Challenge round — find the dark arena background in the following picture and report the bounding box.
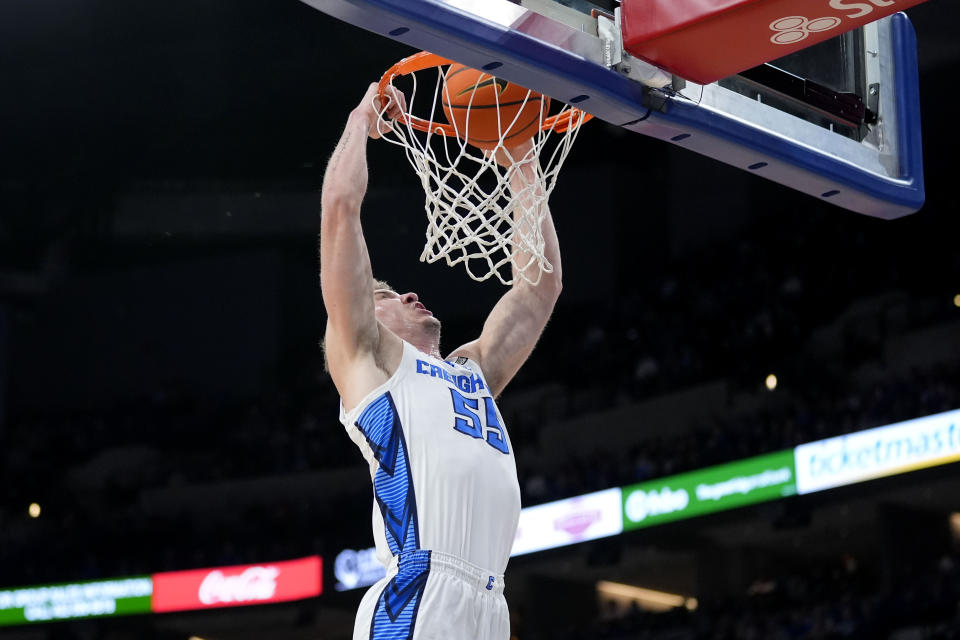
[2,1,960,639]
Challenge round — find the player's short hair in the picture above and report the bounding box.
[372,278,395,294]
[320,277,394,373]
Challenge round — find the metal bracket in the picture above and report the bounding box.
[860,20,886,152]
[641,87,671,112]
[597,9,672,89]
[596,9,621,67]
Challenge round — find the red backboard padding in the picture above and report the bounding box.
[621,0,930,84]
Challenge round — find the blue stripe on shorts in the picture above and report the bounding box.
[370,550,431,640]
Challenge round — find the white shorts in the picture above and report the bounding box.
[353,550,509,640]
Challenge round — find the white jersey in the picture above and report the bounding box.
[339,339,522,574]
[340,340,521,640]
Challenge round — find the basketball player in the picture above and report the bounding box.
[319,82,562,639]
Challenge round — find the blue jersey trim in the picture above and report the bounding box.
[369,550,432,640]
[355,392,421,555]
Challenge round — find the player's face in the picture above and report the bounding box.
[373,289,441,336]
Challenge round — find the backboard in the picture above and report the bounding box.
[299,0,925,218]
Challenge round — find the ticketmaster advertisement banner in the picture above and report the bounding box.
[622,450,797,531]
[794,408,960,495]
[0,577,153,626]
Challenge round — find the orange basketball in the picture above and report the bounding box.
[441,64,551,151]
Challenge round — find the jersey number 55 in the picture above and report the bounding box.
[449,389,510,455]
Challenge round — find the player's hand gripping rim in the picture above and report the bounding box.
[355,82,406,140]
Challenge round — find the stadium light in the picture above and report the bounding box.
[596,580,689,612]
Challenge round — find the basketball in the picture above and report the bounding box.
[441,64,551,151]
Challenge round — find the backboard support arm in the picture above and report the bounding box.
[300,0,924,218]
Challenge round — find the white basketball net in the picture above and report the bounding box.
[375,56,590,286]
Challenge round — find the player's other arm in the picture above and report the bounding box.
[448,142,562,397]
[319,84,401,393]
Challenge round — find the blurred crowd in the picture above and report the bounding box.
[515,358,960,505]
[1,213,958,590]
[1,354,955,588]
[519,551,960,640]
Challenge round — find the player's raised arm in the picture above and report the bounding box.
[448,141,562,397]
[319,83,402,388]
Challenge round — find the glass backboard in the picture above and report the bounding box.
[299,0,924,218]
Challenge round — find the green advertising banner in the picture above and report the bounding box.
[0,577,153,626]
[622,449,797,531]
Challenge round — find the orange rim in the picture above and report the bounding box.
[378,51,594,137]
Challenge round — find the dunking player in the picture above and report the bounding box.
[319,82,562,639]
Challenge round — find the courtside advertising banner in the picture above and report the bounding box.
[622,450,797,531]
[511,488,624,556]
[338,486,626,589]
[334,547,386,592]
[151,556,322,613]
[0,577,152,626]
[794,408,960,495]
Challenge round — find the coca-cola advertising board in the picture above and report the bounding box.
[152,556,322,613]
